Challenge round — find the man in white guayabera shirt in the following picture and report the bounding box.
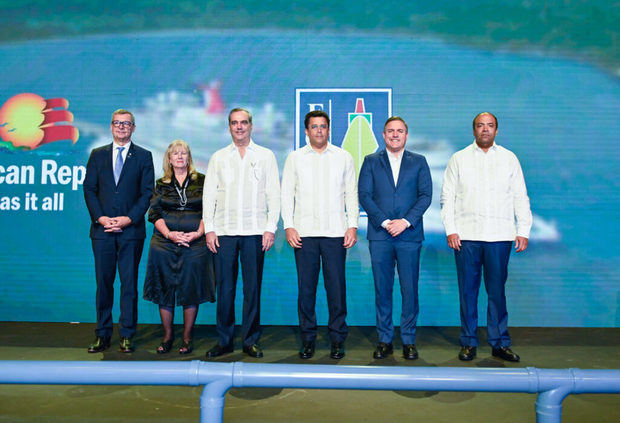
[281,109,359,360]
[440,112,532,363]
[202,108,280,359]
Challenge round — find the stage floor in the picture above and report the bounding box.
[0,323,618,422]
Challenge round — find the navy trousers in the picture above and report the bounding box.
[92,237,144,338]
[369,239,421,345]
[214,235,264,348]
[294,237,348,344]
[454,240,512,348]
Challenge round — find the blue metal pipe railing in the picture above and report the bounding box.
[1,361,618,423]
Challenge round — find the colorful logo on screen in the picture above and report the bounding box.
[0,93,79,151]
[295,88,391,177]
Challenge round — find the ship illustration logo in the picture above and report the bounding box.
[341,98,379,177]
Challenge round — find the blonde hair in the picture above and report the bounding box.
[161,140,198,183]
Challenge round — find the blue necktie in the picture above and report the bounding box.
[114,146,124,184]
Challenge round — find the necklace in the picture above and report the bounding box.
[174,175,189,207]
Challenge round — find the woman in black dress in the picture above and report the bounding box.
[144,140,215,354]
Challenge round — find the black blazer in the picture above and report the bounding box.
[83,142,154,240]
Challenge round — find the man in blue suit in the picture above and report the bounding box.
[358,116,432,360]
[83,109,154,353]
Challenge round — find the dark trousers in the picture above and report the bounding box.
[294,237,348,344]
[454,240,512,348]
[369,239,421,345]
[214,235,264,347]
[91,237,144,338]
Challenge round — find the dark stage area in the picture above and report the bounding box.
[0,323,618,422]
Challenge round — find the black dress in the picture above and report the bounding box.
[143,172,215,307]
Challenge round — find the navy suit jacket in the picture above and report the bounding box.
[358,149,432,242]
[83,142,154,240]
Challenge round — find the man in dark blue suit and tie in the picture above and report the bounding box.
[358,116,432,360]
[83,109,154,353]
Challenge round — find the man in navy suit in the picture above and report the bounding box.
[83,109,154,353]
[358,116,432,360]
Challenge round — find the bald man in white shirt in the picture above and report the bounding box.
[203,108,280,359]
[440,112,532,363]
[281,110,359,360]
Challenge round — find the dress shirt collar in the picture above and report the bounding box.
[227,139,257,154]
[113,140,132,150]
[301,142,336,155]
[386,149,404,160]
[472,140,498,153]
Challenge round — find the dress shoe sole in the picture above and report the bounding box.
[243,349,264,358]
[373,351,393,359]
[87,346,110,353]
[87,340,111,353]
[492,351,519,362]
[206,347,234,358]
[403,354,419,360]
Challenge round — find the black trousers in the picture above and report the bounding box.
[214,235,264,347]
[294,236,348,344]
[91,236,144,338]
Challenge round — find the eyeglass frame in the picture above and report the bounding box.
[111,120,134,128]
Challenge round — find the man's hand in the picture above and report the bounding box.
[206,231,219,253]
[97,216,114,227]
[103,216,132,232]
[262,231,275,252]
[285,228,302,249]
[515,236,528,252]
[386,219,408,237]
[447,233,461,251]
[343,227,357,249]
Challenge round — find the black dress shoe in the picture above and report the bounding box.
[242,344,264,358]
[87,336,110,353]
[458,345,477,361]
[119,337,134,353]
[299,341,315,359]
[492,347,520,362]
[373,342,393,359]
[205,343,233,358]
[403,344,418,360]
[330,342,345,359]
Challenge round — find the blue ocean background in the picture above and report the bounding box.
[0,30,618,327]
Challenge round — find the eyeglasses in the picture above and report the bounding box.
[112,120,134,128]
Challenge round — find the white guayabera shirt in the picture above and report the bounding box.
[203,140,280,236]
[440,141,532,241]
[281,143,359,238]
